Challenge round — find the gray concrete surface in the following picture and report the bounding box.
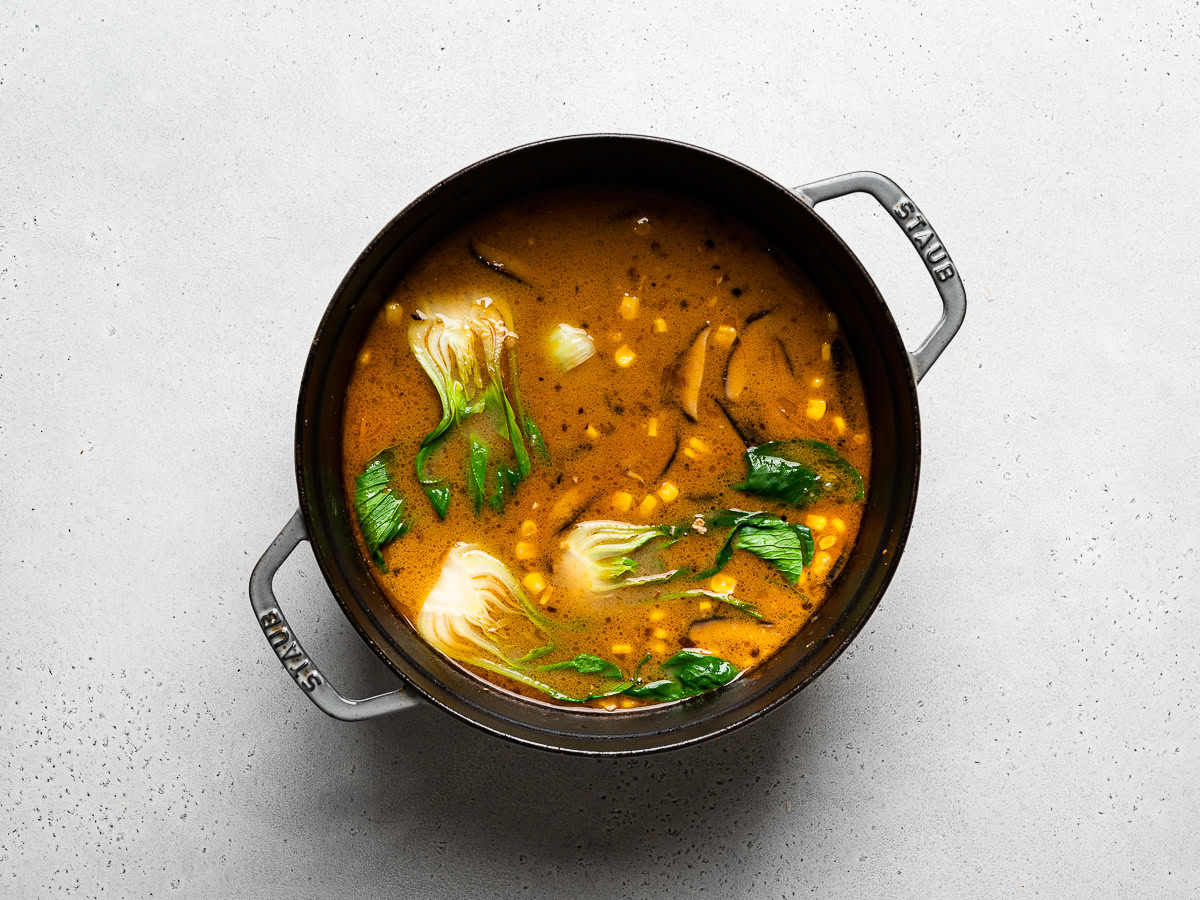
[3,1,1198,897]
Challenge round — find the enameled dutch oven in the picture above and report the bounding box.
[249,135,966,756]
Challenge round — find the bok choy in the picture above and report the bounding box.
[560,520,690,592]
[409,296,543,518]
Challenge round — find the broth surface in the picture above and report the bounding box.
[342,187,872,708]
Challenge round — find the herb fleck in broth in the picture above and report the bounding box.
[341,187,872,709]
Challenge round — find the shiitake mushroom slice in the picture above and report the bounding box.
[665,324,710,421]
[469,238,535,284]
[723,309,775,401]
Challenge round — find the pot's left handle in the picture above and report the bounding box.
[248,509,421,720]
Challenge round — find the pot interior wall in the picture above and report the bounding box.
[297,136,919,753]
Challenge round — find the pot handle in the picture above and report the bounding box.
[795,172,966,382]
[248,509,420,720]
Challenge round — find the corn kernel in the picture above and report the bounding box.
[639,494,658,516]
[657,481,679,504]
[614,344,637,367]
[697,600,713,612]
[649,609,665,622]
[713,324,737,348]
[833,415,847,435]
[519,519,538,538]
[612,643,633,655]
[827,312,838,331]
[812,551,833,577]
[647,416,658,437]
[538,585,555,606]
[811,376,823,388]
[357,349,371,366]
[651,641,668,654]
[805,514,828,531]
[688,436,710,454]
[821,341,831,361]
[819,534,838,551]
[682,447,699,460]
[620,698,637,708]
[611,491,634,512]
[515,541,536,561]
[385,301,404,326]
[710,573,737,594]
[832,517,846,533]
[620,294,640,319]
[854,433,867,445]
[653,317,668,333]
[653,628,669,640]
[522,571,546,594]
[586,423,601,440]
[806,398,827,420]
[602,701,618,711]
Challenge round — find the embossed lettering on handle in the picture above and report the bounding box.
[794,171,966,382]
[249,509,420,721]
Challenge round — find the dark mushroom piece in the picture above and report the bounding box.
[469,238,535,284]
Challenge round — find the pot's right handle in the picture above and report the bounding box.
[795,171,966,382]
[248,509,421,721]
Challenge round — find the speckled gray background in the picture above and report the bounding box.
[3,1,1198,897]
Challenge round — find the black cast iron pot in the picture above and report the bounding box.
[249,135,966,756]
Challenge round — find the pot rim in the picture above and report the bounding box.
[293,133,924,755]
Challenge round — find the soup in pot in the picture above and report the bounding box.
[342,187,871,709]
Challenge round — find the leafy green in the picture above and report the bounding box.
[623,650,740,701]
[518,642,557,663]
[353,449,411,569]
[539,653,624,678]
[658,589,765,621]
[409,297,543,518]
[733,439,864,508]
[695,509,813,585]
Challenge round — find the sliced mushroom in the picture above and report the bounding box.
[469,238,534,284]
[723,310,775,401]
[546,482,598,534]
[666,324,710,421]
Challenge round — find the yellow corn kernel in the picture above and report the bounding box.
[819,534,838,551]
[515,541,536,561]
[806,398,827,420]
[602,701,618,711]
[611,490,634,513]
[385,301,404,326]
[811,376,823,388]
[688,436,710,454]
[653,317,668,333]
[519,519,538,538]
[620,293,640,320]
[651,641,668,654]
[713,324,737,348]
[612,643,633,656]
[682,447,699,460]
[821,341,831,361]
[357,349,371,366]
[697,600,713,613]
[586,423,601,440]
[657,481,679,504]
[827,312,838,331]
[648,608,665,622]
[805,514,828,531]
[854,433,867,445]
[832,517,846,533]
[538,585,555,606]
[833,415,847,435]
[812,551,833,577]
[522,571,546,594]
[653,628,669,640]
[614,344,637,367]
[639,494,659,516]
[647,416,658,438]
[620,698,638,708]
[710,573,737,594]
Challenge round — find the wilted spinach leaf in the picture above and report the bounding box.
[354,449,411,570]
[539,653,624,678]
[733,439,864,508]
